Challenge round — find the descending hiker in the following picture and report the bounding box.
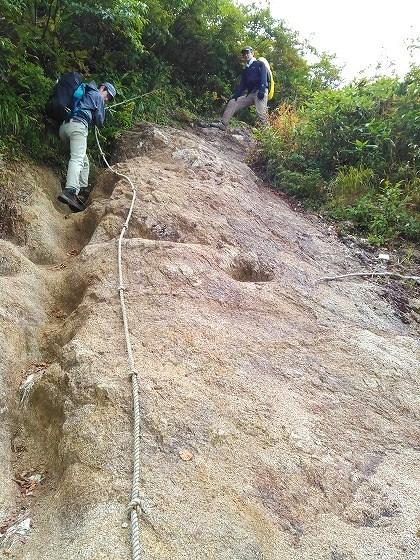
[57,80,116,212]
[210,46,269,131]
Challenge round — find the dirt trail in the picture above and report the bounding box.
[0,124,419,560]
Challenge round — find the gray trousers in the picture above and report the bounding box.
[59,120,89,194]
[222,91,268,126]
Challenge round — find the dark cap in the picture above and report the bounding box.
[241,46,254,54]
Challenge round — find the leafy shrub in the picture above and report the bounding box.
[269,103,301,149]
[337,181,420,245]
[256,69,420,244]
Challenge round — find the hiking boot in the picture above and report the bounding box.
[76,189,90,205]
[209,121,227,131]
[57,188,84,212]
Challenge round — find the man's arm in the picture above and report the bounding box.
[93,94,105,127]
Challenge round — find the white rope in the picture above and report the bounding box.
[94,126,142,559]
[106,90,161,112]
[318,271,420,284]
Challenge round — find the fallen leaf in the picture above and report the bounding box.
[0,516,17,534]
[13,470,45,496]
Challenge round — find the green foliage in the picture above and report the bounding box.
[329,165,374,205]
[333,181,420,245]
[1,0,330,165]
[256,71,420,244]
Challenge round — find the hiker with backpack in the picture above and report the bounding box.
[210,46,270,131]
[47,73,116,212]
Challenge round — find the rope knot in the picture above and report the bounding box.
[127,497,143,517]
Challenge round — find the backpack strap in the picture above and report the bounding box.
[70,83,86,117]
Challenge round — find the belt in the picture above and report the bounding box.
[68,118,87,124]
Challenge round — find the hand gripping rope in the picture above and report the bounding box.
[94,126,142,560]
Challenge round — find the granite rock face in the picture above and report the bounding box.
[0,126,419,560]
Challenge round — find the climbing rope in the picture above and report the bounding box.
[106,89,161,113]
[94,126,142,559]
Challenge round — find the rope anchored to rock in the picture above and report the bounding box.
[94,126,143,560]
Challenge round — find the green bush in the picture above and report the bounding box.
[328,182,419,245]
[256,70,420,244]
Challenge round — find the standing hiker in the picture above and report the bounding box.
[210,46,269,131]
[57,81,116,212]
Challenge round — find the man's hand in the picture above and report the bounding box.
[257,91,265,101]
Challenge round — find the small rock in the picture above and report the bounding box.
[178,449,194,462]
[28,474,43,483]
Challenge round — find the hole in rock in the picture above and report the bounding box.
[128,218,184,243]
[230,255,274,283]
[72,207,103,249]
[17,365,67,475]
[95,170,121,197]
[53,271,89,317]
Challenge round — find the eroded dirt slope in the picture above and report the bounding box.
[0,125,419,560]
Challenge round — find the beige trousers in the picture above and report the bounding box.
[222,91,268,126]
[59,120,89,194]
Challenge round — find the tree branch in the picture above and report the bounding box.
[317,271,420,284]
[41,0,55,40]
